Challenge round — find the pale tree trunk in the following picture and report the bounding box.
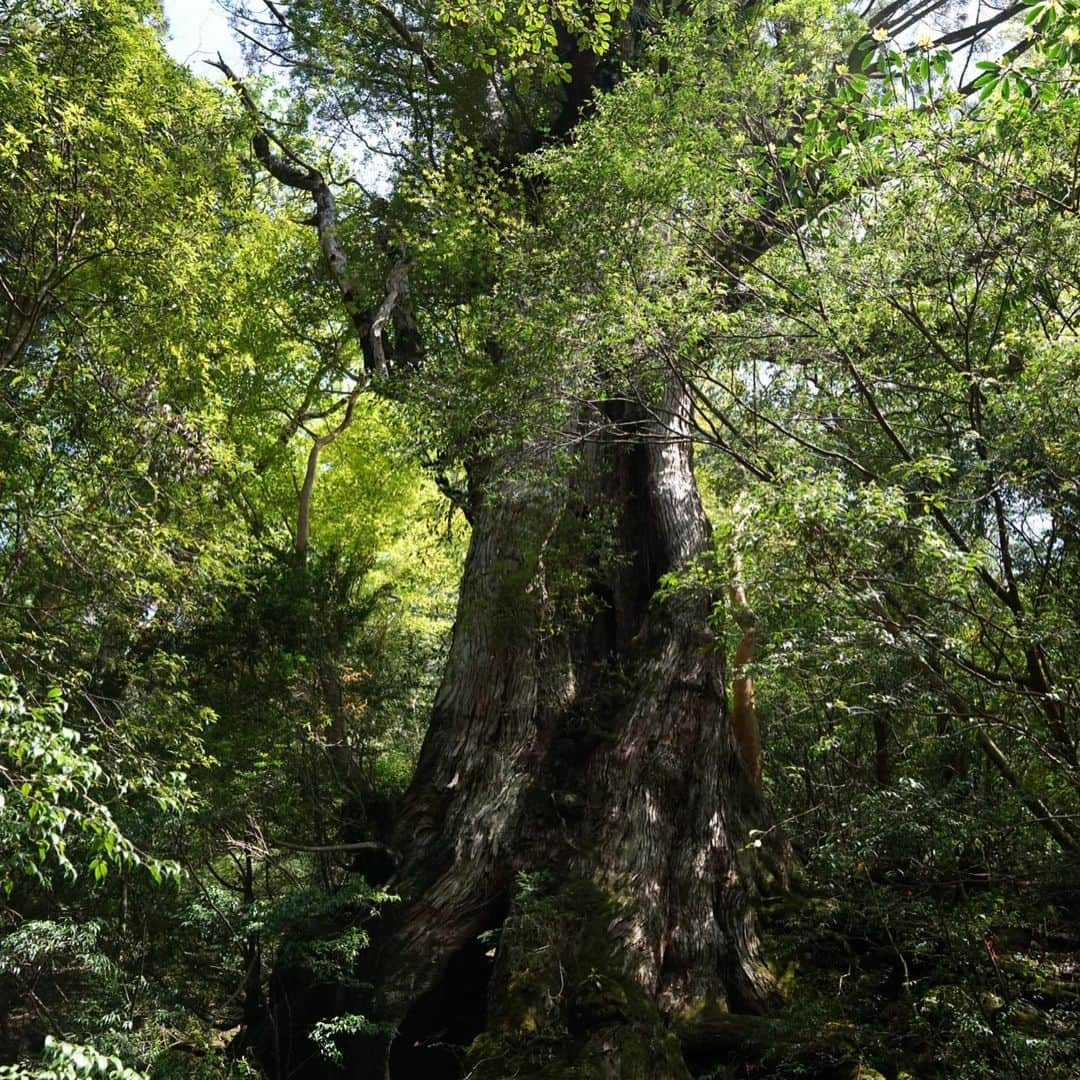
[264,376,793,1078]
[728,501,763,790]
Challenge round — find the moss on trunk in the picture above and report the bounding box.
[463,876,692,1080]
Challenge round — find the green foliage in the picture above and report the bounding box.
[439,0,631,80]
[971,0,1080,103]
[0,677,182,893]
[0,0,260,700]
[0,1037,145,1080]
[0,1,459,1073]
[4,0,1080,1075]
[310,1014,395,1067]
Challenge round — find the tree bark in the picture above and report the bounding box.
[263,376,793,1078]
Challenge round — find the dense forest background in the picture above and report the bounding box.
[2,0,1080,1077]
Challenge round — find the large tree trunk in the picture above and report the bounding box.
[266,376,792,1078]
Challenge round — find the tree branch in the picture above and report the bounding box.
[207,55,372,343]
[368,0,442,81]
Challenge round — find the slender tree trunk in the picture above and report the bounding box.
[264,377,793,1078]
[728,513,763,790]
[873,716,892,787]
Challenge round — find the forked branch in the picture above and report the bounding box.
[208,55,424,550]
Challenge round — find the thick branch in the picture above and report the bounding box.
[368,0,442,80]
[272,837,397,856]
[370,259,410,377]
[208,55,371,343]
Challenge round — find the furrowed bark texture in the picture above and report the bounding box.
[573,382,784,1021]
[374,457,574,1018]
[266,378,792,1078]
